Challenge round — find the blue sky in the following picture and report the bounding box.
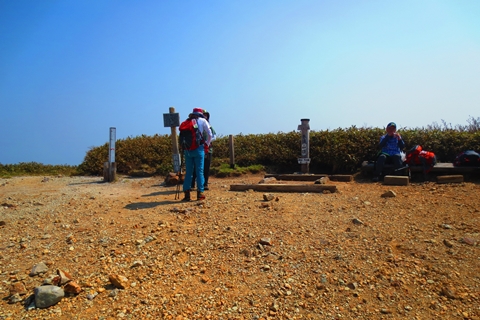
[1,0,479,165]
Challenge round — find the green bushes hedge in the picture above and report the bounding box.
[78,121,480,176]
[0,162,78,177]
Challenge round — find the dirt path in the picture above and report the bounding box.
[0,175,479,319]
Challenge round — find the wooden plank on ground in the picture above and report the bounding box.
[437,175,464,184]
[264,174,327,181]
[264,174,352,182]
[230,184,337,193]
[362,161,480,174]
[383,175,409,186]
[328,175,353,182]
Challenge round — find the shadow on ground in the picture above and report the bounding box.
[124,200,180,209]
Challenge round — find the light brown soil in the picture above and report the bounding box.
[0,174,479,319]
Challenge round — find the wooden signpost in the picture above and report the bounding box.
[163,107,181,173]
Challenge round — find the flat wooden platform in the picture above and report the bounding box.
[230,184,337,193]
[264,174,353,182]
[361,161,480,174]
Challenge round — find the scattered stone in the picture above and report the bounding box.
[24,294,36,310]
[9,281,27,296]
[263,193,275,201]
[347,282,358,290]
[352,218,364,225]
[109,288,120,297]
[144,235,156,243]
[259,238,272,246]
[57,269,73,285]
[164,173,182,186]
[460,237,476,246]
[170,207,192,214]
[29,262,49,277]
[41,177,50,183]
[443,239,454,248]
[131,260,143,268]
[441,224,453,229]
[314,177,329,184]
[259,177,276,184]
[440,286,457,299]
[381,190,396,198]
[64,281,82,294]
[109,274,129,289]
[1,203,17,208]
[86,292,98,300]
[43,274,58,285]
[0,220,6,226]
[8,293,23,304]
[34,285,64,308]
[380,308,392,314]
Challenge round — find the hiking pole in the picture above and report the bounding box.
[174,153,184,200]
[175,168,182,200]
[395,164,411,179]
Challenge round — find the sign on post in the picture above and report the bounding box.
[164,107,181,173]
[163,113,180,128]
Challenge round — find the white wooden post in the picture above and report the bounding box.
[108,127,116,182]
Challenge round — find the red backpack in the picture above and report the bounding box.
[406,145,436,172]
[179,118,204,151]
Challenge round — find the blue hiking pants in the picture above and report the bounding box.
[374,153,403,176]
[183,146,205,192]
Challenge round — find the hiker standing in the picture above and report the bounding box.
[373,122,405,182]
[179,108,212,201]
[191,109,216,190]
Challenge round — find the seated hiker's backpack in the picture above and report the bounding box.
[453,150,480,167]
[406,145,437,172]
[179,118,204,151]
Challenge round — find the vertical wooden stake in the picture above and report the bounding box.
[229,134,235,169]
[169,107,181,173]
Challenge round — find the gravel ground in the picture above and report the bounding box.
[0,174,479,320]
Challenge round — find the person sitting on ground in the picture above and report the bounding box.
[373,122,405,182]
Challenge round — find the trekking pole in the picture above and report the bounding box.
[175,168,182,200]
[395,164,410,178]
[174,153,184,200]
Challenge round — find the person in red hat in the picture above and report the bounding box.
[179,108,212,201]
[373,122,405,182]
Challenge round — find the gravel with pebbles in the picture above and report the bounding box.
[0,174,479,319]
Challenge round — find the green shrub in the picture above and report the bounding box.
[73,116,480,176]
[0,162,79,177]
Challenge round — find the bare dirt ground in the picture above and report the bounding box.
[0,174,479,320]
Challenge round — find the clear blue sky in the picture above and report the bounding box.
[1,0,479,165]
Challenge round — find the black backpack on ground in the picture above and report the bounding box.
[453,150,480,167]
